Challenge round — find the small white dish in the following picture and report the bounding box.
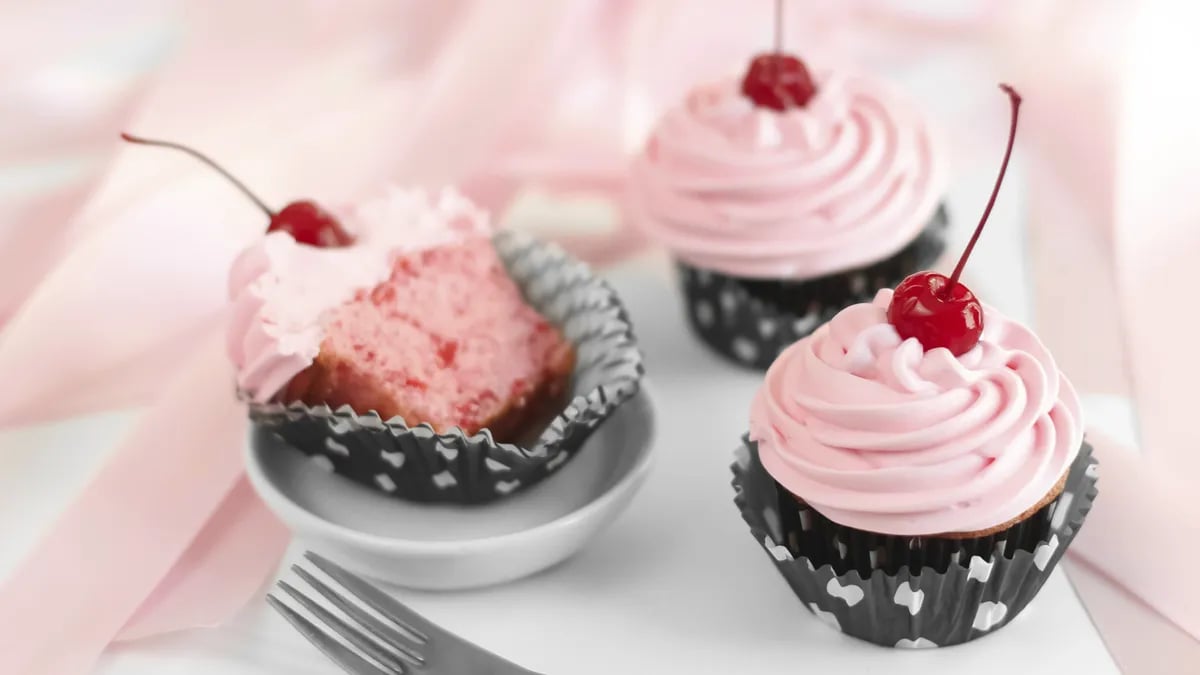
[245,386,656,590]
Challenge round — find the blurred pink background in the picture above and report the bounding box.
[1,1,1196,674]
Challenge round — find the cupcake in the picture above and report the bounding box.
[730,87,1097,647]
[631,46,948,369]
[123,134,644,504]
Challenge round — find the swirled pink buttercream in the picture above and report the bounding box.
[631,72,946,279]
[749,289,1083,536]
[226,187,492,401]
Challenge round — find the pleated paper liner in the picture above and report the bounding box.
[247,230,645,505]
[732,436,1098,648]
[678,205,948,370]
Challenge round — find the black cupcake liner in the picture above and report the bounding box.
[247,230,645,504]
[678,205,948,370]
[772,469,1072,579]
[732,436,1098,648]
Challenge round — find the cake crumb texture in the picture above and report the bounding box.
[282,243,575,439]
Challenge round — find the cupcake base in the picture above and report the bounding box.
[732,435,1098,648]
[774,471,1068,578]
[678,205,948,370]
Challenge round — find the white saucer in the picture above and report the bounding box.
[244,386,656,590]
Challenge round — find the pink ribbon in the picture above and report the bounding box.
[0,332,289,674]
[0,2,1195,673]
[1011,4,1200,669]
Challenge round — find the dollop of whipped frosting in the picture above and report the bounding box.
[631,71,946,280]
[227,186,492,401]
[749,289,1083,536]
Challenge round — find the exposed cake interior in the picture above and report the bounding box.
[282,243,575,439]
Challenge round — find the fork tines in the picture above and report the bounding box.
[268,552,433,675]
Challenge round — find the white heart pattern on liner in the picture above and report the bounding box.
[380,450,405,469]
[1033,534,1061,571]
[309,455,335,472]
[323,437,350,456]
[719,288,738,315]
[758,318,777,338]
[893,583,924,615]
[826,578,864,607]
[967,555,995,583]
[694,300,715,327]
[436,443,459,461]
[895,638,939,649]
[731,337,758,364]
[762,536,792,562]
[431,470,457,489]
[495,479,521,495]
[1050,493,1074,530]
[792,310,820,336]
[374,473,397,493]
[972,601,1008,631]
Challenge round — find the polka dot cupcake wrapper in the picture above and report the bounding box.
[677,205,948,370]
[247,231,645,505]
[772,462,1081,579]
[731,436,1098,648]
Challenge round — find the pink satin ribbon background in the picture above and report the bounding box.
[0,1,1196,673]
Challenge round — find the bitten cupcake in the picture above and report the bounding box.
[631,35,948,369]
[123,134,644,504]
[731,87,1097,647]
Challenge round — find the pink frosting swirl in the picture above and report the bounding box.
[749,289,1083,536]
[227,187,492,402]
[631,72,946,279]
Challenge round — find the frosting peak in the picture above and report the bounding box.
[227,187,492,401]
[632,71,946,280]
[749,289,1083,536]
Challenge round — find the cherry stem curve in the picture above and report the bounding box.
[119,132,275,218]
[944,84,1022,298]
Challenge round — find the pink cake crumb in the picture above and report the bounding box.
[282,243,575,439]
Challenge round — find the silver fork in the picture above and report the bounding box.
[268,551,543,675]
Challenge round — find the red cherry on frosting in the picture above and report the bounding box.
[887,84,1022,356]
[887,272,983,356]
[741,53,817,111]
[268,200,353,247]
[740,1,816,111]
[119,133,354,248]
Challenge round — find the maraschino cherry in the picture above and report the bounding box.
[741,0,817,111]
[120,133,354,248]
[887,84,1023,356]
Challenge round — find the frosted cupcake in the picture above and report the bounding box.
[226,188,576,441]
[123,134,644,504]
[631,48,948,369]
[730,87,1097,647]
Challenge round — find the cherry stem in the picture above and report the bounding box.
[774,0,784,53]
[119,132,275,218]
[944,84,1022,298]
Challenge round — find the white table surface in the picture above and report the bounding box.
[0,158,1120,673]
